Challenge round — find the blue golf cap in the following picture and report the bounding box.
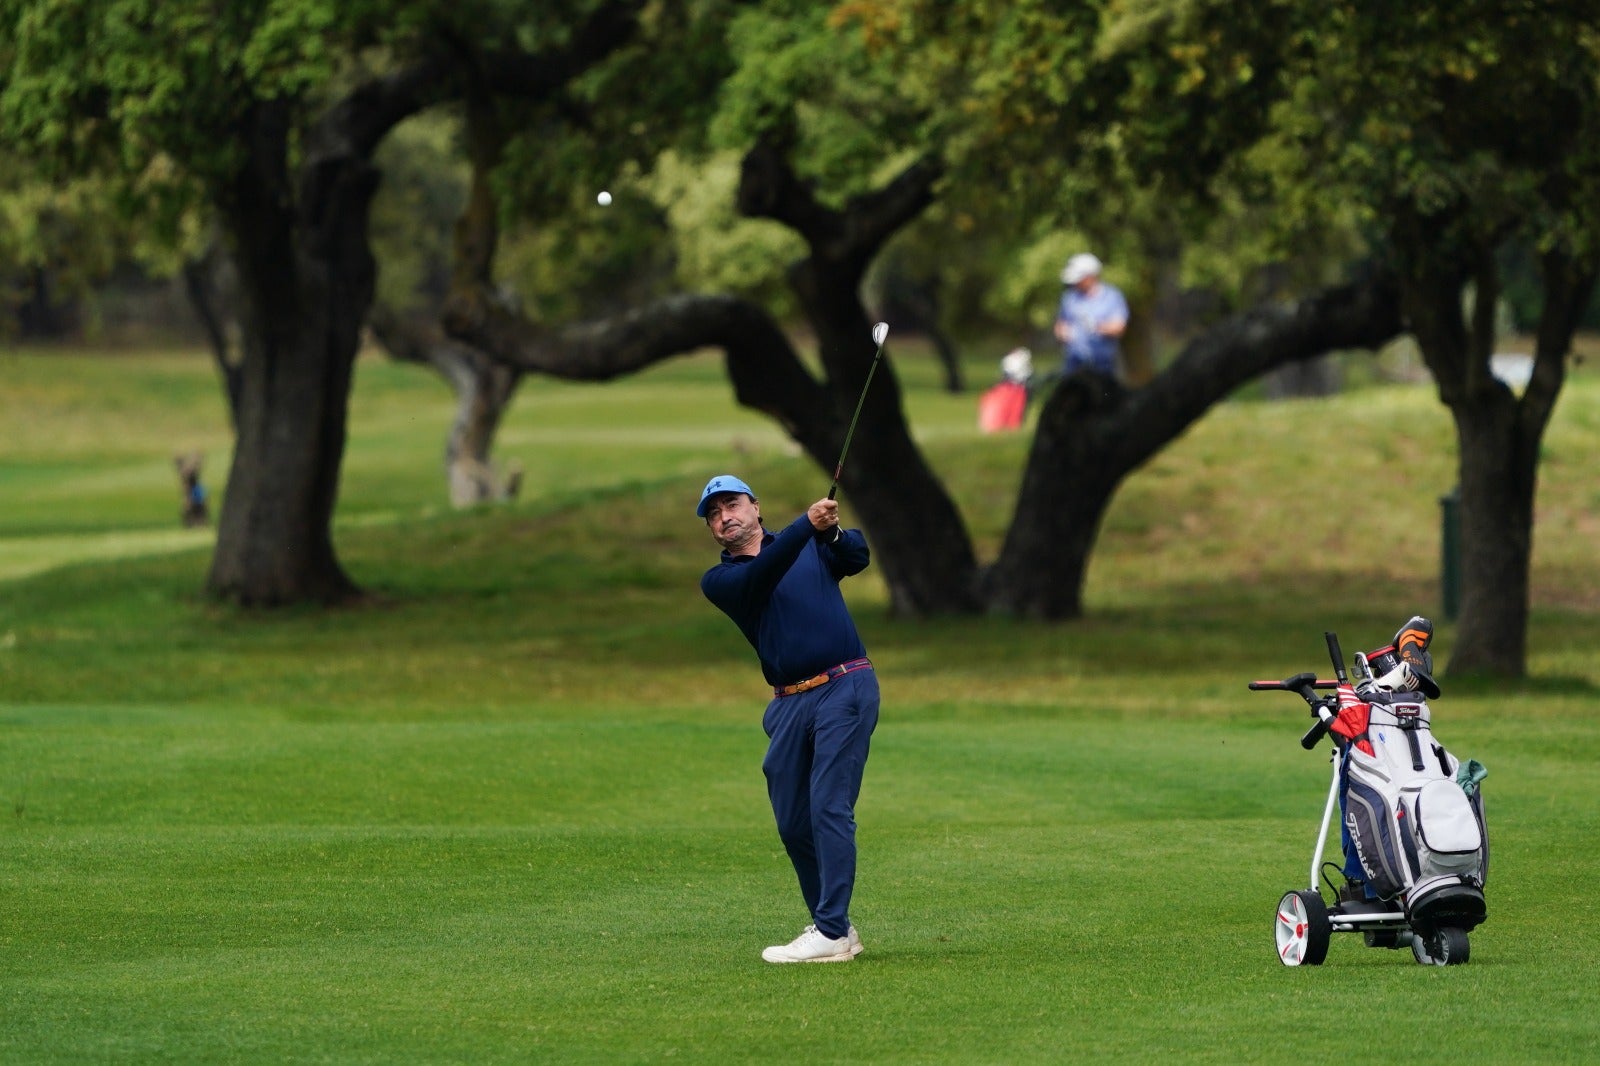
[697,474,756,518]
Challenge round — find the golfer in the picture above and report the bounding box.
[697,474,879,964]
[1054,252,1128,378]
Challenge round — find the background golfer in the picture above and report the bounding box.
[697,474,880,964]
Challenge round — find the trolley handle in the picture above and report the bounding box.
[1300,711,1334,751]
[1246,670,1339,750]
[1247,676,1339,692]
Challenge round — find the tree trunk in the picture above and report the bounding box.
[1409,249,1596,676]
[202,11,640,606]
[793,263,979,613]
[983,273,1404,618]
[206,104,376,605]
[982,373,1124,618]
[1119,305,1156,386]
[441,355,522,507]
[181,239,244,426]
[738,139,980,614]
[370,305,523,507]
[1449,396,1532,674]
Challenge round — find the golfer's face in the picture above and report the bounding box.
[705,493,760,553]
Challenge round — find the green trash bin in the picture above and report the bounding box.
[1440,486,1461,621]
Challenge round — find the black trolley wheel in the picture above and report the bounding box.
[1275,890,1331,966]
[1411,926,1471,966]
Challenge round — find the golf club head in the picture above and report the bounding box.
[872,322,889,346]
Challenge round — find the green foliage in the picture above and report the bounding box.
[648,150,801,307]
[375,2,747,322]
[370,110,468,309]
[0,171,119,307]
[871,0,1600,339]
[0,153,206,336]
[1253,1,1600,269]
[495,177,680,321]
[3,0,319,248]
[711,1,930,199]
[7,0,1599,365]
[749,0,1329,342]
[0,0,588,238]
[493,1,738,215]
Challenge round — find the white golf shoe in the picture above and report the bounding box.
[848,924,864,958]
[761,924,855,964]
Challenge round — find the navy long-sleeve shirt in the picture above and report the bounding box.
[701,512,870,687]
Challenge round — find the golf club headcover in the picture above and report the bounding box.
[1394,615,1434,672]
[1392,615,1439,696]
[1331,682,1375,756]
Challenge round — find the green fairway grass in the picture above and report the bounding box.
[2,343,1598,1062]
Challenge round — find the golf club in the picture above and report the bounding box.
[828,322,890,500]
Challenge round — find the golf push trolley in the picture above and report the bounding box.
[1252,628,1488,967]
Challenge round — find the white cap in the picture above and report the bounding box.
[1061,253,1102,286]
[1000,347,1033,382]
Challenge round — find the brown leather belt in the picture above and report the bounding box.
[774,657,873,697]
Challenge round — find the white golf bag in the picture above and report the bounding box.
[1341,692,1488,934]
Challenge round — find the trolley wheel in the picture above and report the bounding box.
[1410,926,1471,966]
[1275,890,1330,966]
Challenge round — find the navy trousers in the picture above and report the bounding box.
[761,668,880,940]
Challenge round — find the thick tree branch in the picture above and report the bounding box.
[737,137,942,269]
[446,288,794,379]
[1114,268,1405,467]
[985,269,1405,619]
[1527,250,1596,429]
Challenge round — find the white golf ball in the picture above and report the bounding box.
[597,190,612,206]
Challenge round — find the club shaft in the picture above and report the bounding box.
[828,339,888,499]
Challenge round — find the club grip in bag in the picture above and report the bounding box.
[1298,633,1347,751]
[1325,631,1348,683]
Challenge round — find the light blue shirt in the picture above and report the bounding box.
[1056,282,1128,375]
